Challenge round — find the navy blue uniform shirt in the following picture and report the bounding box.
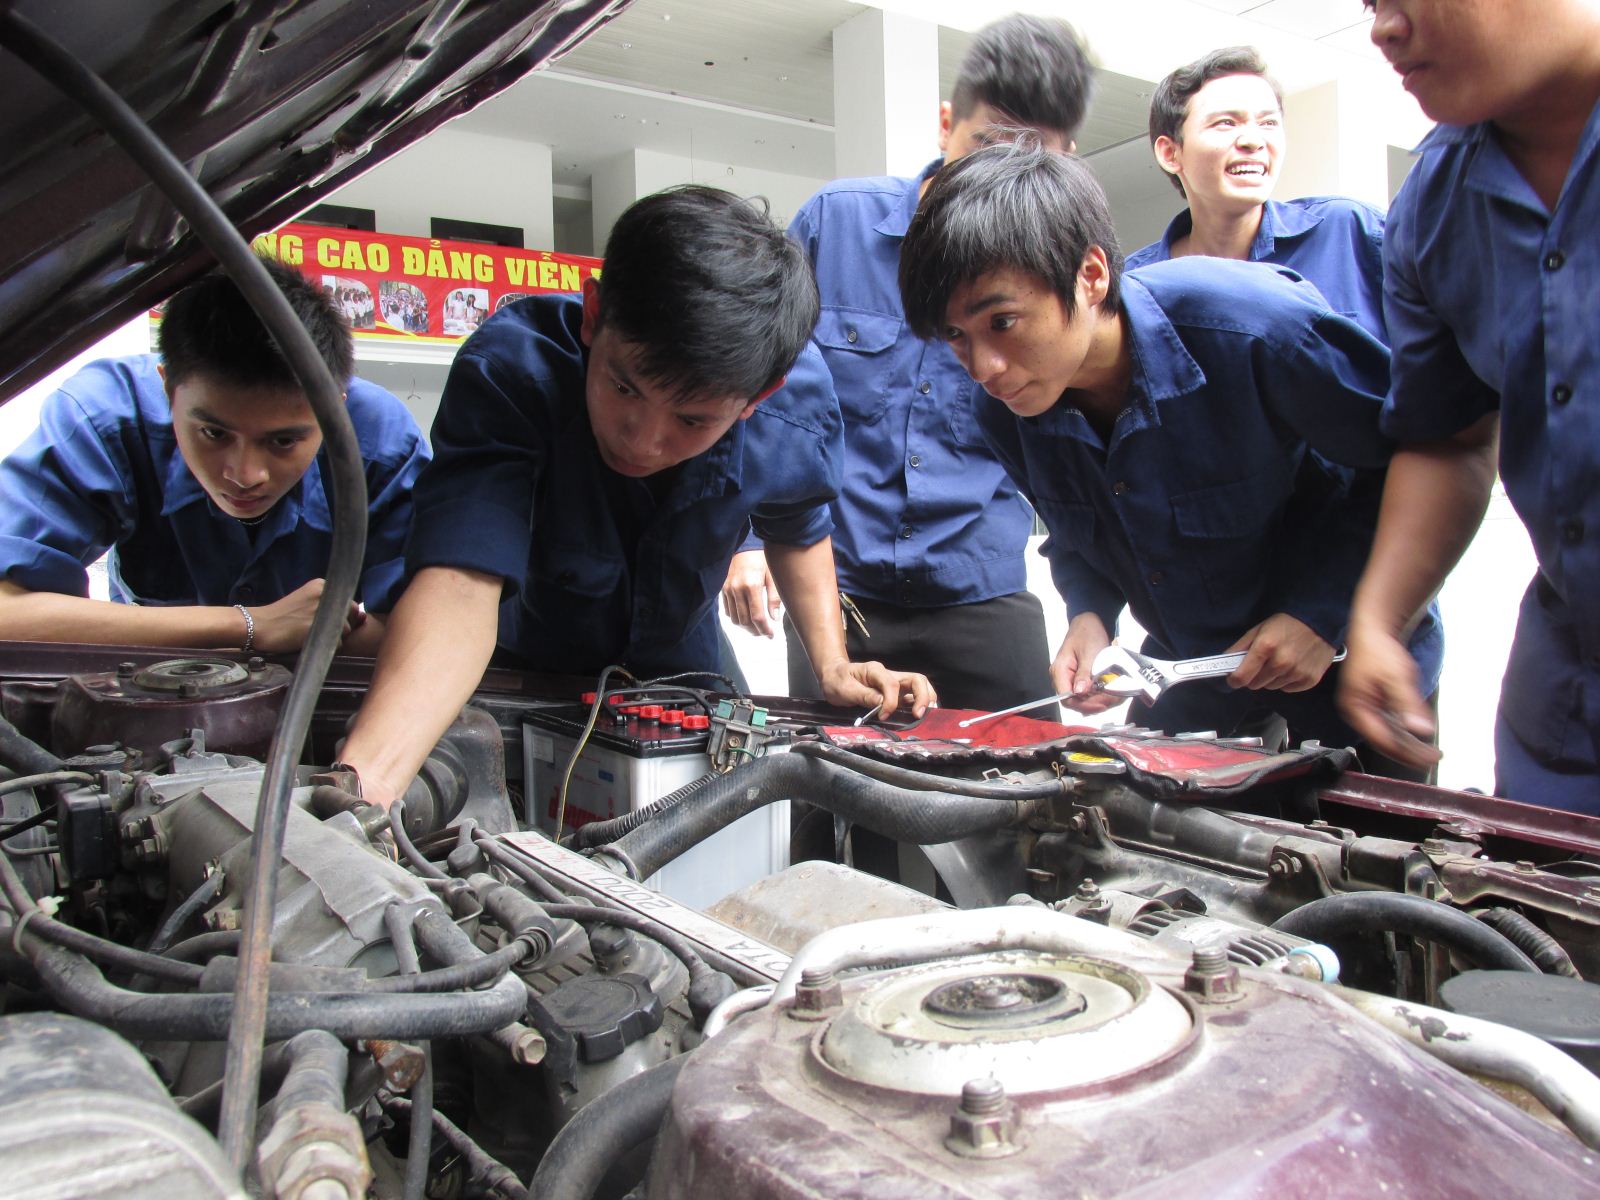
[405,294,842,678]
[783,160,1033,607]
[0,354,428,611]
[1382,101,1600,780]
[977,259,1443,695]
[1127,196,1389,342]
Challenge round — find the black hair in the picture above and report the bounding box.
[1148,46,1283,195]
[899,141,1123,341]
[949,14,1094,144]
[158,256,354,389]
[593,185,818,403]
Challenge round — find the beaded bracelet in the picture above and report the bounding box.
[235,603,255,654]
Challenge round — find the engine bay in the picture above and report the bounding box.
[4,642,1600,1198]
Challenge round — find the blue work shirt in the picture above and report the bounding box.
[405,294,841,679]
[1126,196,1388,343]
[783,160,1033,607]
[1381,102,1600,773]
[977,259,1443,693]
[0,355,428,612]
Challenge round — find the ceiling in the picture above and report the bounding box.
[453,0,1385,194]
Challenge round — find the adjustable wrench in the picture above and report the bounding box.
[1090,643,1346,704]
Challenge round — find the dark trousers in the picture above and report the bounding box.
[783,589,1058,718]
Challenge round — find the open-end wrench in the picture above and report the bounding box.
[1091,643,1347,704]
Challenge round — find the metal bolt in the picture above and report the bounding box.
[179,681,201,699]
[247,655,267,672]
[961,1077,1006,1116]
[510,1027,547,1065]
[1074,879,1101,901]
[791,966,842,1018]
[1421,837,1449,854]
[366,1039,426,1090]
[299,1181,354,1200]
[945,1077,1021,1158]
[116,661,136,678]
[1514,860,1538,874]
[1184,943,1241,1002]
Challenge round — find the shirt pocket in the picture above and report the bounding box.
[813,306,903,425]
[528,537,624,601]
[1170,473,1282,609]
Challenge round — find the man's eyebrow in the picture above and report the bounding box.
[962,290,1015,317]
[187,406,316,437]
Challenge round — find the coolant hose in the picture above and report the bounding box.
[1476,907,1581,977]
[273,1029,350,1113]
[607,751,1033,881]
[574,772,716,848]
[0,714,65,778]
[1271,892,1540,973]
[27,940,527,1041]
[531,1055,686,1200]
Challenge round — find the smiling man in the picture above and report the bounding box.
[337,185,934,809]
[1340,0,1600,811]
[899,142,1441,774]
[1126,47,1387,342]
[0,259,428,655]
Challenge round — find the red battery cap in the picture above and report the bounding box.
[639,705,664,721]
[662,709,685,725]
[581,691,597,704]
[681,713,710,730]
[621,705,642,716]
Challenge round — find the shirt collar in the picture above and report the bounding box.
[1120,274,1207,408]
[875,158,944,239]
[1254,199,1322,256]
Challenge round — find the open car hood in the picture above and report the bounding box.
[0,0,630,399]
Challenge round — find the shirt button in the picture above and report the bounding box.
[1564,519,1585,544]
[1553,383,1573,406]
[909,454,922,468]
[1545,250,1566,271]
[900,525,913,539]
[1112,481,1129,496]
[918,380,932,394]
[846,328,858,344]
[1149,571,1165,586]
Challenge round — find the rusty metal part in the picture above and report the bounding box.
[364,1039,426,1091]
[255,1102,371,1200]
[944,1077,1022,1159]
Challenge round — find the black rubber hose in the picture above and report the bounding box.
[0,716,65,778]
[392,800,449,881]
[609,751,1032,880]
[385,904,432,1200]
[273,1029,350,1114]
[363,935,532,994]
[531,1055,686,1200]
[26,941,527,1041]
[0,845,204,985]
[164,930,243,963]
[1476,907,1582,978]
[474,832,571,904]
[148,872,227,955]
[1270,892,1541,973]
[790,739,1073,800]
[386,1097,527,1200]
[574,771,716,848]
[539,904,712,987]
[0,14,370,1166]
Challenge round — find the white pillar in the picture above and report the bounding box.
[1277,78,1430,208]
[590,148,696,251]
[831,8,940,179]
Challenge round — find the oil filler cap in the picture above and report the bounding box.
[1439,970,1600,1073]
[539,972,664,1063]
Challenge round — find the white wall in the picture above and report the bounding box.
[1,319,153,458]
[328,128,556,249]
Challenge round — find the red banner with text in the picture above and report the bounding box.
[249,223,602,343]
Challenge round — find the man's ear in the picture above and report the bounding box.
[739,374,787,419]
[1079,246,1113,310]
[937,100,954,154]
[579,276,602,347]
[1153,134,1184,180]
[156,361,173,402]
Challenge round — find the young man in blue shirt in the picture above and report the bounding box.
[1340,0,1600,812]
[899,143,1441,764]
[1127,46,1387,343]
[721,14,1092,719]
[339,187,934,809]
[0,260,428,655]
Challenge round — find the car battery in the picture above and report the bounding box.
[521,702,789,910]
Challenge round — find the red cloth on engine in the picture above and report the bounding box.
[822,708,1094,749]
